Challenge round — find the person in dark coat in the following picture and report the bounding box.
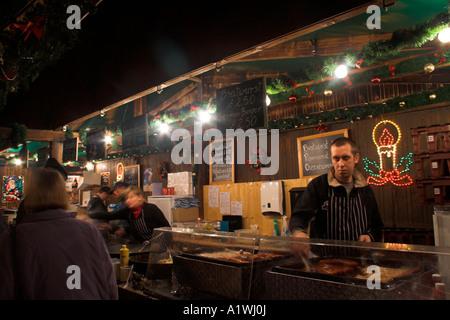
[15,157,68,225]
[87,186,113,233]
[290,137,383,250]
[0,168,118,300]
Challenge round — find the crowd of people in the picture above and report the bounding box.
[0,158,170,300]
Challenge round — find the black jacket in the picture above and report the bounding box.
[289,169,383,242]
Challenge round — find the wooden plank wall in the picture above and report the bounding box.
[203,103,450,234]
[2,103,448,235]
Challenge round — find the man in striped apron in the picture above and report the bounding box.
[290,137,383,245]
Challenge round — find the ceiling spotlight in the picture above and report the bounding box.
[100,109,107,117]
[335,64,348,78]
[157,85,163,94]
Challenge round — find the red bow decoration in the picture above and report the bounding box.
[388,65,396,76]
[343,76,352,88]
[354,58,364,69]
[305,86,314,98]
[285,79,298,89]
[367,169,413,186]
[11,16,45,41]
[434,51,448,65]
[190,105,198,112]
[316,124,327,132]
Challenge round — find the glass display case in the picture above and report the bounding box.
[123,227,450,300]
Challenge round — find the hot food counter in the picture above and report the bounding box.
[117,227,450,300]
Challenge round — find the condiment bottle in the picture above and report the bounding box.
[120,245,129,267]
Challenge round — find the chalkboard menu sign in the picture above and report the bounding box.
[63,137,78,163]
[297,129,348,178]
[86,129,106,161]
[209,139,234,184]
[122,114,148,149]
[123,165,140,187]
[216,77,267,132]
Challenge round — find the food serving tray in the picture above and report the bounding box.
[173,248,290,299]
[271,257,423,290]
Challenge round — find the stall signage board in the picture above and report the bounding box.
[123,165,140,187]
[297,129,348,178]
[122,114,148,149]
[63,137,78,163]
[216,77,267,133]
[86,129,106,161]
[209,138,234,184]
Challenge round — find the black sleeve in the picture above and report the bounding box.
[88,204,130,220]
[289,177,322,234]
[148,203,170,228]
[364,186,384,242]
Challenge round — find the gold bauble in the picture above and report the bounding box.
[399,101,405,107]
[324,89,333,96]
[429,94,437,100]
[424,63,435,73]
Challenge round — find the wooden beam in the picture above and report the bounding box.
[63,1,385,131]
[148,82,198,115]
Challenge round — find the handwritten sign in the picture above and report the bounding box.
[297,129,348,178]
[123,165,140,187]
[216,77,267,132]
[63,137,78,163]
[209,139,234,184]
[122,114,148,149]
[86,129,106,161]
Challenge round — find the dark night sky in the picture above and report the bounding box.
[0,0,371,130]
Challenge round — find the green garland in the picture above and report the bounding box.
[149,98,216,128]
[0,0,98,107]
[268,86,450,131]
[266,11,450,104]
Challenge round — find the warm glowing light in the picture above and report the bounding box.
[335,64,348,78]
[159,122,170,134]
[105,135,112,144]
[86,162,94,171]
[266,95,271,106]
[438,27,450,43]
[199,111,211,123]
[364,120,413,187]
[14,158,22,166]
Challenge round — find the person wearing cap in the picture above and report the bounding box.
[106,182,130,238]
[87,186,114,234]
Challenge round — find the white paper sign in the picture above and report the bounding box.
[209,185,219,207]
[231,201,243,216]
[220,192,231,215]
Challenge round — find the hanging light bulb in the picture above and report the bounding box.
[199,111,211,123]
[335,64,348,78]
[438,27,450,43]
[86,162,94,171]
[159,122,170,134]
[266,95,271,106]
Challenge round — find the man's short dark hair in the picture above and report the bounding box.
[98,186,111,194]
[331,137,359,155]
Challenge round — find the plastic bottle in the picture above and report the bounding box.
[120,245,129,267]
[281,215,289,236]
[273,219,279,236]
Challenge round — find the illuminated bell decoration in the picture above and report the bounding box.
[424,63,435,73]
[324,89,333,96]
[363,120,414,187]
[289,95,297,102]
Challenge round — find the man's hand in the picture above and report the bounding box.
[359,235,372,242]
[290,230,310,257]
